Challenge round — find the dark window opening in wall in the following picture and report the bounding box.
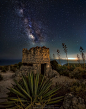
[23,63,27,66]
[41,63,46,75]
[28,63,33,66]
[23,63,33,66]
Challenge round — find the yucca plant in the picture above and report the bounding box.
[79,46,85,69]
[53,54,55,60]
[62,43,69,66]
[77,54,80,67]
[57,49,61,65]
[0,72,64,109]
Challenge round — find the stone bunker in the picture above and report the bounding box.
[19,46,52,76]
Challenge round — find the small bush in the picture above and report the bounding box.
[17,62,23,69]
[0,66,2,70]
[10,66,16,72]
[69,82,86,95]
[57,65,69,76]
[50,60,58,70]
[12,62,22,70]
[60,70,69,76]
[73,67,85,72]
[67,65,75,71]
[80,71,86,79]
[70,72,82,79]
[0,74,3,81]
[1,66,8,72]
[56,65,65,72]
[69,67,86,79]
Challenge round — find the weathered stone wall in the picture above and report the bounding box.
[22,46,50,64]
[17,46,52,76]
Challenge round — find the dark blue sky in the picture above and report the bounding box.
[0,0,86,60]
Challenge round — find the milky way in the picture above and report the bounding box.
[13,0,47,44]
[0,0,86,59]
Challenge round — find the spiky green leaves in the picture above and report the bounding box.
[0,72,64,109]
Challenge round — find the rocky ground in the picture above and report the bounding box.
[0,71,15,103]
[0,70,86,109]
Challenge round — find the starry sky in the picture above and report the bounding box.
[0,0,86,60]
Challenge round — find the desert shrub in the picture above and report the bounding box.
[70,82,86,91]
[10,62,22,71]
[0,66,2,70]
[69,71,81,79]
[62,65,68,69]
[10,66,16,72]
[1,67,6,72]
[67,65,75,71]
[17,62,23,69]
[69,67,86,79]
[14,62,23,69]
[79,71,86,79]
[56,65,70,76]
[56,65,66,72]
[0,74,3,81]
[69,82,86,99]
[13,64,17,67]
[70,85,83,93]
[1,66,8,72]
[50,60,58,70]
[56,65,62,72]
[59,70,69,76]
[73,67,85,72]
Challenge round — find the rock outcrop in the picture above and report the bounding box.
[60,93,86,109]
[51,75,79,87]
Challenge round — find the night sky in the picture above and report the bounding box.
[0,0,86,60]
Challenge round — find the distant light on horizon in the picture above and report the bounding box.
[61,58,77,60]
[68,58,77,60]
[51,57,77,60]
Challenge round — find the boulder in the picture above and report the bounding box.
[59,92,86,109]
[52,70,60,77]
[47,69,60,78]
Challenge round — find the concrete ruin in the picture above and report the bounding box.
[19,46,52,76]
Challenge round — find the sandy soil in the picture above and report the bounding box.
[0,71,15,103]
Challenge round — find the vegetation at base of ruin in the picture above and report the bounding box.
[17,62,23,69]
[1,66,9,72]
[0,66,2,70]
[50,60,58,70]
[10,62,23,72]
[0,74,3,81]
[0,62,23,73]
[0,72,64,109]
[10,65,19,72]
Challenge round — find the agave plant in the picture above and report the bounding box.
[0,72,64,109]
